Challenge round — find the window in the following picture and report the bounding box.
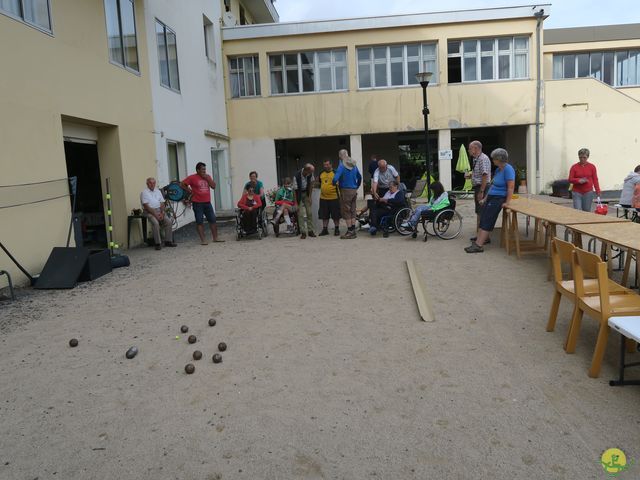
[0,0,52,32]
[229,56,261,98]
[203,15,215,63]
[552,50,640,87]
[167,141,186,182]
[447,36,529,84]
[156,20,180,91]
[239,5,246,25]
[104,0,139,73]
[357,43,437,88]
[269,49,347,95]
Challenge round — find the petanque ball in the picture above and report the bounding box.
[212,354,222,364]
[180,325,189,334]
[185,364,195,374]
[193,350,203,361]
[208,318,216,327]
[125,346,138,359]
[69,338,78,348]
[188,335,197,344]
[218,342,227,352]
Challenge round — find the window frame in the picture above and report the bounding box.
[356,42,438,90]
[268,49,348,96]
[552,50,640,88]
[166,140,186,183]
[155,18,181,92]
[0,0,53,34]
[229,55,261,98]
[447,36,529,84]
[203,14,216,65]
[104,0,140,74]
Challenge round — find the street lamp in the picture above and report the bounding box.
[416,71,433,199]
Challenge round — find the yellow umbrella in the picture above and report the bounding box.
[455,145,473,191]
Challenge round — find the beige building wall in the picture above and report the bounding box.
[543,78,640,191]
[224,17,542,196]
[0,0,155,287]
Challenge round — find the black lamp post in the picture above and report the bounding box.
[416,71,433,199]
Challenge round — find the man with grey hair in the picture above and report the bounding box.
[140,177,176,250]
[372,159,400,200]
[293,163,316,239]
[568,147,600,211]
[467,140,492,240]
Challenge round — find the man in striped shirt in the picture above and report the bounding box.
[467,140,492,239]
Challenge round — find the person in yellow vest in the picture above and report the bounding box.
[318,159,341,236]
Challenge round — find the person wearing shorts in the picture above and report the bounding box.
[318,159,341,236]
[465,148,515,253]
[181,162,224,245]
[333,149,362,239]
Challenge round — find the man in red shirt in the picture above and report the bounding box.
[181,162,224,244]
[569,148,600,212]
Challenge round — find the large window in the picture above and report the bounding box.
[156,20,180,91]
[203,14,215,63]
[229,56,260,98]
[447,36,529,83]
[104,0,139,73]
[0,0,52,32]
[553,50,640,87]
[269,49,347,95]
[357,43,437,89]
[167,141,186,182]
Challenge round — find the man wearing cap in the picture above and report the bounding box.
[140,177,176,250]
[333,149,362,239]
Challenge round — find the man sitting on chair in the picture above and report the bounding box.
[140,177,176,250]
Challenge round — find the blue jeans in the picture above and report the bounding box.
[409,205,432,225]
[572,191,595,212]
[192,202,216,224]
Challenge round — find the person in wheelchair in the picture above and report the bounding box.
[369,181,405,236]
[401,181,450,230]
[237,183,262,234]
[271,177,297,235]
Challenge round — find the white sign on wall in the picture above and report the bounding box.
[438,149,453,161]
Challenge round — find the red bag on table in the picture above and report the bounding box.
[595,201,608,215]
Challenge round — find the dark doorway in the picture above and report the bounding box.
[64,141,107,248]
[275,136,350,185]
[396,132,438,192]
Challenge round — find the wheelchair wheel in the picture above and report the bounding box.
[394,207,414,236]
[433,209,462,239]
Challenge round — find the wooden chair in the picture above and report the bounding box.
[565,247,640,378]
[547,238,629,334]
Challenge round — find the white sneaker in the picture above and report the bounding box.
[400,222,411,228]
[360,223,370,230]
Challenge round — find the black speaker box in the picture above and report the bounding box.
[79,249,112,282]
[35,247,90,289]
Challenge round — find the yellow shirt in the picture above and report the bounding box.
[319,170,338,200]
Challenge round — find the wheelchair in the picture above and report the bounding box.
[370,198,408,237]
[271,205,299,237]
[395,195,462,241]
[235,208,264,240]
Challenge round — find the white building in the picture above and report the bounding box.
[142,0,278,223]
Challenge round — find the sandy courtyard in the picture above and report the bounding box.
[1,200,639,479]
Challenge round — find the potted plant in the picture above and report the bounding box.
[516,166,527,194]
[549,179,571,198]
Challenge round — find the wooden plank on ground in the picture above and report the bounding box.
[406,259,435,322]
